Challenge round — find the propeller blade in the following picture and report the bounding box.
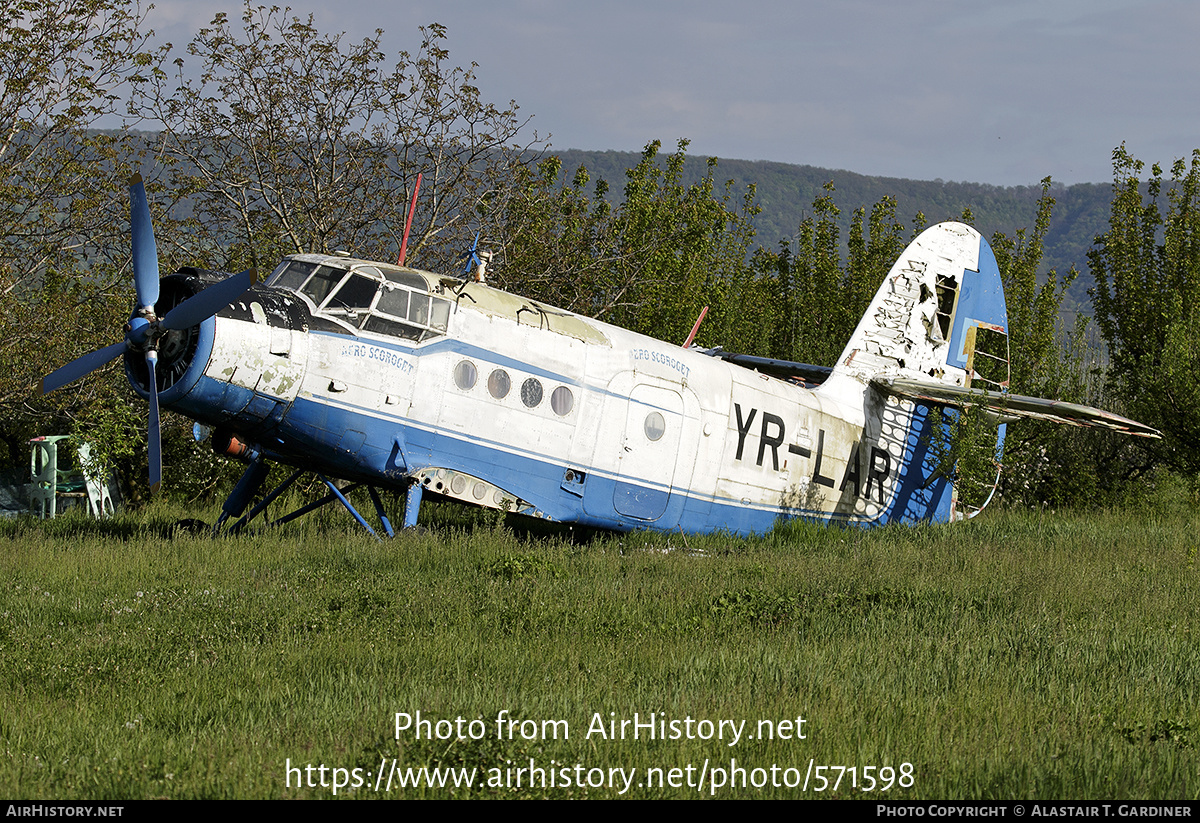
[129,173,160,311]
[460,233,481,275]
[161,269,258,331]
[146,351,162,495]
[41,341,127,395]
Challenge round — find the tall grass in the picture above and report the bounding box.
[1,498,1197,798]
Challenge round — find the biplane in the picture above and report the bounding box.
[42,176,1158,537]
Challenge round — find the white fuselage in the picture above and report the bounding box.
[185,258,937,535]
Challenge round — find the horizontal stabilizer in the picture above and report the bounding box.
[871,376,1162,439]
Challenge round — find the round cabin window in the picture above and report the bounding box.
[453,360,477,390]
[521,378,543,408]
[488,369,511,399]
[550,386,574,416]
[644,411,666,441]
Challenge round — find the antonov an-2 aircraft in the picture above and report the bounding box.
[43,176,1158,537]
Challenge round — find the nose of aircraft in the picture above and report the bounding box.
[42,173,257,493]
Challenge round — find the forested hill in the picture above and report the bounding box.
[553,148,1112,310]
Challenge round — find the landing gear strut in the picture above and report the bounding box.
[211,458,421,539]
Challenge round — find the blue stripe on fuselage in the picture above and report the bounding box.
[222,388,952,535]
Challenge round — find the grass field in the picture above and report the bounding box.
[1,493,1197,799]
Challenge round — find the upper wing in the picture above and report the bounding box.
[871,376,1162,439]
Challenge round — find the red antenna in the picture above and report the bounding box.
[397,172,422,266]
[682,306,709,348]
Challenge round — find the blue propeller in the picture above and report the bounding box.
[129,173,160,312]
[42,174,258,493]
[459,233,482,277]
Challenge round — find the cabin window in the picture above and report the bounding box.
[488,370,511,399]
[551,386,573,416]
[454,360,477,390]
[520,378,543,408]
[644,412,666,441]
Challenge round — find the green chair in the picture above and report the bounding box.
[29,437,117,518]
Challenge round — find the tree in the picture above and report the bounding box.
[990,179,1080,397]
[490,155,615,313]
[1090,144,1200,479]
[137,5,543,274]
[606,140,760,346]
[980,179,1097,506]
[755,186,906,367]
[0,0,163,471]
[767,182,844,366]
[495,139,761,348]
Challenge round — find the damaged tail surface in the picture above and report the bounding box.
[825,222,1011,522]
[825,221,1157,524]
[832,221,1010,390]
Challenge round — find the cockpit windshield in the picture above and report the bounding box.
[267,256,451,342]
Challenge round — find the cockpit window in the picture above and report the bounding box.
[363,315,423,341]
[409,293,430,326]
[366,285,449,338]
[325,274,378,311]
[269,256,452,343]
[301,265,346,306]
[429,297,450,332]
[270,260,316,290]
[376,285,409,317]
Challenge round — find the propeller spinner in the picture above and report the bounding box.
[42,174,257,493]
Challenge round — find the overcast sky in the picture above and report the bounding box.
[143,0,1199,188]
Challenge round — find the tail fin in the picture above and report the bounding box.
[826,222,1011,523]
[832,222,1010,389]
[828,222,1158,524]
